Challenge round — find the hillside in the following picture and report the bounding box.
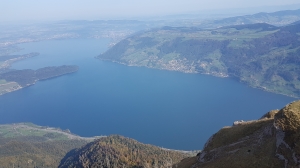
[0,123,97,168]
[98,22,300,97]
[174,100,300,168]
[59,135,192,168]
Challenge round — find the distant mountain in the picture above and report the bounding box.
[202,8,300,28]
[175,100,300,168]
[97,22,300,97]
[59,135,191,168]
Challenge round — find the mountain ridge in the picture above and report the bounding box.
[205,8,300,28]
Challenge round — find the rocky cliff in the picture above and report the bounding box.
[175,100,300,168]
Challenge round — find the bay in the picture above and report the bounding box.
[0,38,295,150]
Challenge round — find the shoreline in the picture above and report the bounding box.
[0,122,104,141]
[0,64,79,96]
[98,58,299,99]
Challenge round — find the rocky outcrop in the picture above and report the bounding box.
[175,100,300,168]
[274,101,300,167]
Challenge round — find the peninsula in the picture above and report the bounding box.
[0,65,79,96]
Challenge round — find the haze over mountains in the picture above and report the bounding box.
[0,7,300,168]
[203,8,300,27]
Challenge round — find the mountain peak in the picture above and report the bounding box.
[275,100,300,131]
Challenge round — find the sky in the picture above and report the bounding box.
[1,0,300,22]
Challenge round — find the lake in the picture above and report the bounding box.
[0,38,295,150]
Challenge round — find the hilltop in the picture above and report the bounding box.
[59,135,193,168]
[98,21,300,97]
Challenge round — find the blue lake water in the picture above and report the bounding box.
[0,38,296,150]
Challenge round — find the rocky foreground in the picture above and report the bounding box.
[175,100,300,168]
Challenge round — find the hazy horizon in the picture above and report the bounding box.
[1,0,300,22]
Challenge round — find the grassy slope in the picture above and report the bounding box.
[0,123,95,168]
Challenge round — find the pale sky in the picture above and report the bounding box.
[1,0,300,22]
